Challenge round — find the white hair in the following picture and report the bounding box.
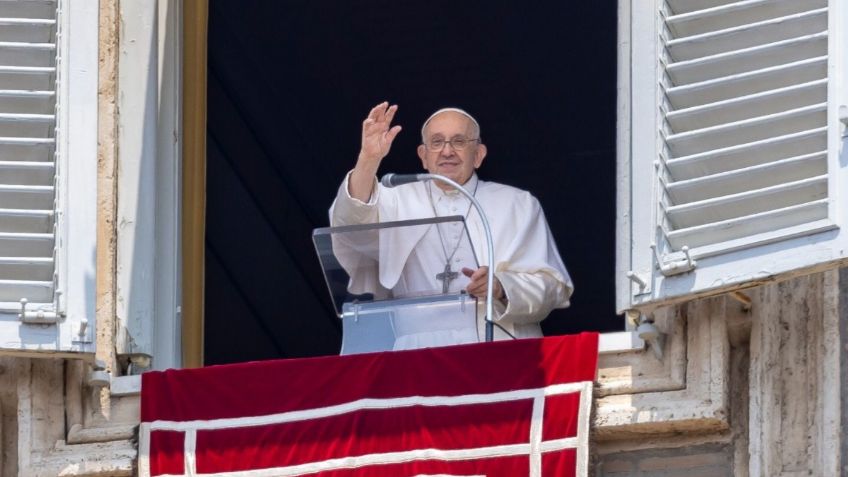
[420,107,481,143]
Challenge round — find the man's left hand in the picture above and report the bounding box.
[462,267,505,302]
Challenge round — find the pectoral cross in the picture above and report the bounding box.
[436,262,459,294]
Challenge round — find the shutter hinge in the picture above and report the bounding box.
[72,318,92,344]
[652,244,697,277]
[17,298,61,324]
[626,271,650,295]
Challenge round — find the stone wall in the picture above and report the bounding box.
[0,357,137,477]
[597,444,733,476]
[592,270,843,476]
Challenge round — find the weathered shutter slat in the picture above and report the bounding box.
[666,79,827,131]
[0,257,52,279]
[666,103,826,157]
[666,127,827,178]
[0,1,57,19]
[0,208,52,233]
[0,232,54,257]
[665,200,830,251]
[666,32,828,85]
[0,65,55,89]
[665,151,827,203]
[0,184,53,208]
[666,56,827,108]
[665,0,824,37]
[0,41,55,66]
[0,161,54,184]
[667,9,828,60]
[0,279,52,303]
[666,175,827,229]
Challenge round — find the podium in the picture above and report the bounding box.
[313,216,480,355]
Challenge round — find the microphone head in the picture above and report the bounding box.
[381,173,428,188]
[380,173,396,188]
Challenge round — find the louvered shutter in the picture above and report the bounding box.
[618,0,848,311]
[0,0,96,354]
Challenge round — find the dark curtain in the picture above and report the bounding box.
[205,0,619,365]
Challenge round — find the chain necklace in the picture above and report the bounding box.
[427,178,479,293]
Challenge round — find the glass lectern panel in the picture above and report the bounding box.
[313,216,480,355]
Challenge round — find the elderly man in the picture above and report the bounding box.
[331,102,572,346]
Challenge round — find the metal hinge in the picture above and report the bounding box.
[652,243,696,276]
[17,298,62,324]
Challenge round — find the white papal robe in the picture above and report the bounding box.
[330,172,573,348]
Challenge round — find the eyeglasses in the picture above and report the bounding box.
[425,137,480,151]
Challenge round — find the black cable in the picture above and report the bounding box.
[473,296,518,341]
[493,321,517,340]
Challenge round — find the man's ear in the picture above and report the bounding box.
[417,144,427,169]
[474,143,488,169]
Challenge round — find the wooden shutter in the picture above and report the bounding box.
[0,1,58,310]
[0,0,96,354]
[618,0,848,311]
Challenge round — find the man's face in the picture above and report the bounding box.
[417,111,487,187]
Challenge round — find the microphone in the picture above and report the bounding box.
[380,173,427,188]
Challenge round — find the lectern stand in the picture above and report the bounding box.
[313,216,480,355]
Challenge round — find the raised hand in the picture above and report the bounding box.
[348,102,403,202]
[359,102,402,165]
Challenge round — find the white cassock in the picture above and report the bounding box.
[330,172,573,349]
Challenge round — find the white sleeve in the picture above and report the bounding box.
[493,270,572,326]
[330,170,380,226]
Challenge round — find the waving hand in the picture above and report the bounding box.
[349,102,402,201]
[360,102,402,164]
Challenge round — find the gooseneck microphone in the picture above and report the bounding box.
[380,173,427,188]
[380,172,497,343]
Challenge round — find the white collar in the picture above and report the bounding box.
[431,173,479,198]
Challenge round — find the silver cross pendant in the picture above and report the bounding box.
[436,262,459,294]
